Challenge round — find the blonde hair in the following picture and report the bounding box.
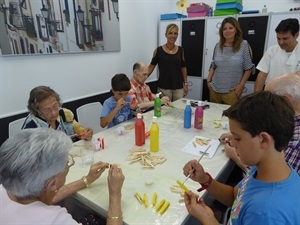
[165,24,179,35]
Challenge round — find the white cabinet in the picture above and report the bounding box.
[202,16,227,78]
[186,76,202,100]
[266,12,300,49]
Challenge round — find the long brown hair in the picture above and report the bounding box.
[219,17,243,52]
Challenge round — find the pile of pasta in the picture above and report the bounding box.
[127,148,167,168]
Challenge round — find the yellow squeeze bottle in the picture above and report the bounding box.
[150,116,159,152]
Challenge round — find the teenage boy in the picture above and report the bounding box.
[100,74,137,128]
[183,91,300,225]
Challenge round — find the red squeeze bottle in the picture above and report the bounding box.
[135,113,145,146]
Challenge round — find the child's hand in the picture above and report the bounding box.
[116,98,126,110]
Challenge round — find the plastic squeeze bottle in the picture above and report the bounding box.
[150,116,159,152]
[154,93,162,118]
[194,101,204,129]
[184,100,192,128]
[135,113,145,146]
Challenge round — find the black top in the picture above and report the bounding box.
[150,46,186,90]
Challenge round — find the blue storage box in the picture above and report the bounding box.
[160,13,187,20]
[216,2,243,11]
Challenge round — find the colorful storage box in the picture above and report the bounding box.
[160,13,187,20]
[214,8,240,16]
[217,0,242,4]
[216,2,243,11]
[187,3,210,18]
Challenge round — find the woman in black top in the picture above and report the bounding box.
[148,23,188,101]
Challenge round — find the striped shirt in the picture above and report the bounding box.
[211,40,254,93]
[285,115,300,175]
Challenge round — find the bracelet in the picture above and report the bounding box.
[184,81,188,86]
[197,172,213,192]
[107,215,123,220]
[82,176,90,188]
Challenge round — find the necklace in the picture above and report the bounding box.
[165,44,175,53]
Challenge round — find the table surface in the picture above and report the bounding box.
[67,99,230,225]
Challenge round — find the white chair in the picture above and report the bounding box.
[9,117,26,137]
[76,102,104,133]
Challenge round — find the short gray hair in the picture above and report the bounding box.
[0,128,72,199]
[267,73,300,101]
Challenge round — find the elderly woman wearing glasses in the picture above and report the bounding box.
[0,128,124,225]
[22,85,93,142]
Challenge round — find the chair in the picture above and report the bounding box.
[76,102,104,133]
[8,117,26,137]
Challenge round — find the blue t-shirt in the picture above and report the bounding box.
[229,166,300,225]
[101,96,134,128]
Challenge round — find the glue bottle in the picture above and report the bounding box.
[154,93,162,118]
[184,100,192,128]
[150,116,159,152]
[194,101,204,129]
[135,113,145,146]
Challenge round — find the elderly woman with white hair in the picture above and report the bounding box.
[0,128,124,225]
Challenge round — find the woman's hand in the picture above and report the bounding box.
[184,192,219,225]
[107,165,125,194]
[233,83,245,97]
[183,160,207,183]
[184,85,189,96]
[80,128,93,140]
[85,161,109,184]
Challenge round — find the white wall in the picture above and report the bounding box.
[0,0,299,118]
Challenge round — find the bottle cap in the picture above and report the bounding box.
[156,93,160,98]
[186,100,190,105]
[137,113,142,119]
[198,101,202,106]
[152,116,157,122]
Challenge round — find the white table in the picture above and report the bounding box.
[66,100,231,225]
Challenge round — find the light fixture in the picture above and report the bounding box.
[40,4,49,20]
[111,0,119,21]
[76,5,84,23]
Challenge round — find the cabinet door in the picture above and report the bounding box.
[182,19,205,77]
[203,16,228,79]
[238,15,269,81]
[266,12,300,49]
[186,76,202,100]
[159,20,181,46]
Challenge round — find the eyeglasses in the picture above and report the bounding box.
[40,103,60,115]
[67,154,75,168]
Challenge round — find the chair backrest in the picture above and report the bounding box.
[9,117,26,137]
[76,102,104,133]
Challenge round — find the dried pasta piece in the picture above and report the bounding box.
[143,193,148,207]
[214,119,222,128]
[124,124,134,130]
[155,199,165,212]
[159,201,170,215]
[176,180,189,194]
[134,192,143,204]
[195,138,211,146]
[152,192,157,207]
